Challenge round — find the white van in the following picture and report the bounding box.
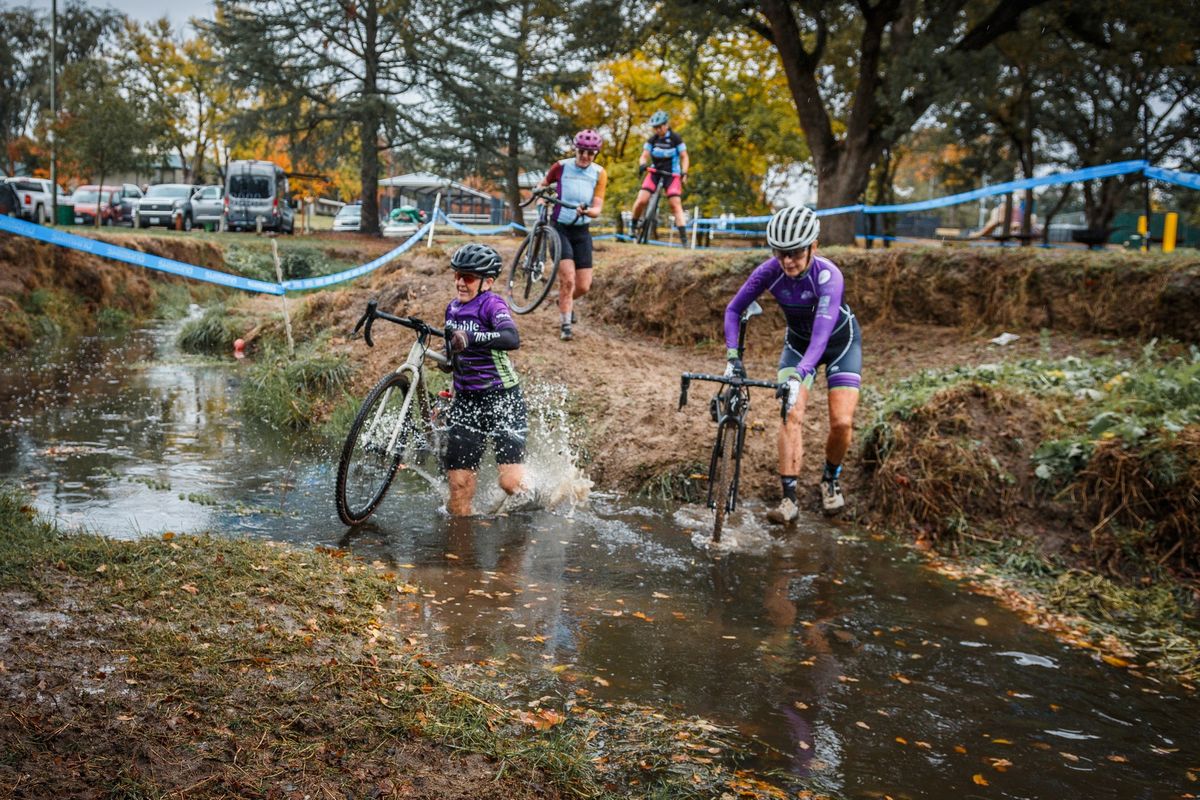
[224,160,295,233]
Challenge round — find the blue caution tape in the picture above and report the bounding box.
[282,221,433,291]
[434,210,521,236]
[0,213,285,294]
[1146,166,1200,191]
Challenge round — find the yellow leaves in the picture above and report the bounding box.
[444,553,459,560]
[632,611,654,622]
[1060,752,1080,762]
[991,738,1013,745]
[95,563,108,574]
[988,758,1013,772]
[651,591,671,599]
[895,736,908,745]
[161,532,175,540]
[974,617,989,626]
[1101,654,1132,668]
[1105,754,1129,763]
[954,745,968,754]
[517,708,565,730]
[972,774,989,786]
[913,741,932,749]
[892,673,911,684]
[855,721,870,730]
[396,583,419,594]
[592,676,610,687]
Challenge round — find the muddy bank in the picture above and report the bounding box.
[0,232,225,349]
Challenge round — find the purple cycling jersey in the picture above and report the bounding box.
[725,254,847,377]
[445,291,520,393]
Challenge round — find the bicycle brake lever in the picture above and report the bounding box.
[776,384,788,420]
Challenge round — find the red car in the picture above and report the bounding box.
[71,185,123,225]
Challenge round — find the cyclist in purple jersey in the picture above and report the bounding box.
[723,205,862,522]
[442,243,531,516]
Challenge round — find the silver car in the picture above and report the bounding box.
[332,203,362,232]
[135,184,202,230]
[191,185,225,230]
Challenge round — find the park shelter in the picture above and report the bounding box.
[378,173,507,225]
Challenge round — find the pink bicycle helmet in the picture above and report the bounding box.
[573,129,603,151]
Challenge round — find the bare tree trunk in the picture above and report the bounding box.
[358,0,381,235]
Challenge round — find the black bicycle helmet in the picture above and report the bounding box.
[449,243,502,278]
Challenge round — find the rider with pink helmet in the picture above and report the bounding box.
[534,129,608,341]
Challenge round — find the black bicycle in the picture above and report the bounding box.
[634,166,675,245]
[506,186,584,314]
[679,302,783,542]
[335,300,452,525]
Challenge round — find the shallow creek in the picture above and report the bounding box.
[1,320,1195,798]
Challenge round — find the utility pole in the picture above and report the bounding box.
[49,0,58,223]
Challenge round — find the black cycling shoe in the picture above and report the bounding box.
[560,323,573,341]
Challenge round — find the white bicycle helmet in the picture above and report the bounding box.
[766,205,820,250]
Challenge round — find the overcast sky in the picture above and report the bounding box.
[20,0,214,32]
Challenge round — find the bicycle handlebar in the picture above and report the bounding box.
[352,299,449,349]
[520,186,585,214]
[678,372,782,411]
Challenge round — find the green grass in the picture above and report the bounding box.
[238,342,352,431]
[176,303,246,355]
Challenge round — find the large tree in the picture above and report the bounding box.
[673,0,1048,243]
[413,0,593,222]
[203,0,423,234]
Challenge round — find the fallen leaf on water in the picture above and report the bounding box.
[954,745,968,754]
[992,738,1013,745]
[1060,752,1080,762]
[989,758,1013,771]
[972,774,989,786]
[914,741,932,749]
[651,592,671,599]
[793,701,809,710]
[798,741,810,750]
[1105,754,1128,763]
[445,553,459,560]
[722,635,737,640]
[895,737,908,745]
[632,611,654,622]
[1186,770,1196,781]
[593,676,609,687]
[974,617,989,626]
[1101,655,1132,668]
[855,721,870,730]
[893,673,911,684]
[1049,703,1061,712]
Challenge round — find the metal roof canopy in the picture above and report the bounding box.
[379,172,494,201]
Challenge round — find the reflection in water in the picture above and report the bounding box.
[1,325,1197,799]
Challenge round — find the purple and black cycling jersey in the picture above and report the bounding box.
[445,291,520,393]
[725,254,861,389]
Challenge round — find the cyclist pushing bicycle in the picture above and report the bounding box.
[631,110,689,243]
[534,129,607,341]
[724,205,862,523]
[443,243,532,516]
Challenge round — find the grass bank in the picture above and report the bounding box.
[856,343,1200,683]
[0,489,795,799]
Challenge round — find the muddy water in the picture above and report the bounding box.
[1,323,1196,799]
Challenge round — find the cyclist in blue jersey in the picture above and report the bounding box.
[443,243,531,516]
[723,206,862,522]
[631,110,690,243]
[536,129,608,341]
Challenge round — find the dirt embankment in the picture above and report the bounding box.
[0,233,226,349]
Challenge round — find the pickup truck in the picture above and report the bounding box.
[2,177,64,225]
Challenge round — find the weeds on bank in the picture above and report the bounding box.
[0,487,789,799]
[863,344,1200,681]
[176,302,246,355]
[238,340,351,431]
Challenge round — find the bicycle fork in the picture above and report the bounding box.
[707,415,746,514]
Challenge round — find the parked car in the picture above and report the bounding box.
[134,183,203,230]
[224,160,294,233]
[0,182,20,217]
[113,183,143,225]
[332,203,362,232]
[2,177,65,224]
[190,185,225,230]
[71,185,123,225]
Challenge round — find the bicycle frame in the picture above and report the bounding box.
[678,302,782,537]
[354,301,450,487]
[636,167,675,244]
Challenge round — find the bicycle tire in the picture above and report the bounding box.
[638,188,661,245]
[709,418,739,543]
[506,226,560,314]
[335,372,430,525]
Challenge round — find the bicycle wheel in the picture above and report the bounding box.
[506,227,560,314]
[638,189,661,244]
[709,418,739,543]
[335,372,431,525]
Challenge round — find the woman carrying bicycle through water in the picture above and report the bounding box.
[723,205,862,523]
[535,129,607,341]
[630,110,689,243]
[442,243,533,516]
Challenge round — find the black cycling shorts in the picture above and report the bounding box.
[443,384,528,471]
[552,222,594,270]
